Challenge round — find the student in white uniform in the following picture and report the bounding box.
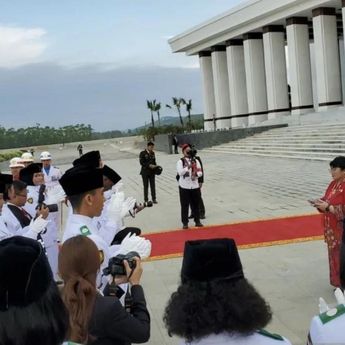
[164,238,292,345]
[1,180,50,241]
[40,151,62,189]
[19,163,60,279]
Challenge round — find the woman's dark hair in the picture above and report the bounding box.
[59,235,100,344]
[164,278,272,343]
[330,156,345,170]
[0,280,68,345]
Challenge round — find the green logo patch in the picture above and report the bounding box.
[79,225,91,236]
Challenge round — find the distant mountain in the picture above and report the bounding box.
[134,114,203,131]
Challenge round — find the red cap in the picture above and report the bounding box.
[181,144,190,152]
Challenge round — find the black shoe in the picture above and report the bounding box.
[182,224,188,229]
[153,200,158,204]
[146,201,153,207]
[195,222,204,227]
[188,214,194,219]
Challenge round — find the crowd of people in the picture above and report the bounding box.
[0,146,345,344]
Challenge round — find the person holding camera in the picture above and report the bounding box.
[177,144,204,229]
[59,235,150,345]
[139,141,159,205]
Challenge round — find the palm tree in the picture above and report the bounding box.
[166,97,185,126]
[185,99,192,125]
[146,100,155,128]
[153,101,161,126]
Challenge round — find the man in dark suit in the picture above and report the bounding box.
[139,142,158,205]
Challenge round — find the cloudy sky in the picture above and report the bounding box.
[0,0,244,131]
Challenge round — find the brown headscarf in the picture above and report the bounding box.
[58,236,100,344]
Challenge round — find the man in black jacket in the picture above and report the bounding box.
[139,142,158,205]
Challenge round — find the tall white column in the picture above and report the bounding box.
[199,52,216,131]
[243,33,268,125]
[211,45,231,129]
[263,25,290,119]
[226,39,248,128]
[286,17,314,115]
[312,7,342,110]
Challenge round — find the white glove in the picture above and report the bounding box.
[334,287,345,305]
[112,181,124,193]
[29,215,50,234]
[121,197,137,218]
[45,185,66,204]
[118,233,152,259]
[318,297,329,313]
[107,192,125,224]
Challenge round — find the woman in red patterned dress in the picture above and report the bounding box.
[313,156,345,287]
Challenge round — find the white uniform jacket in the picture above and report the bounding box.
[0,203,39,240]
[308,304,345,344]
[180,331,292,345]
[42,165,62,189]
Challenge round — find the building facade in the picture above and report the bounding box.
[168,0,345,131]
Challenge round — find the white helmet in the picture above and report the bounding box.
[9,157,25,168]
[40,151,52,160]
[21,152,33,163]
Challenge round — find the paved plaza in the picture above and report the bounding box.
[0,139,336,344]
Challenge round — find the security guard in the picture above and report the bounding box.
[139,141,158,205]
[40,151,62,190]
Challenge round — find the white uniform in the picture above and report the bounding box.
[24,185,59,279]
[63,213,120,289]
[0,203,41,240]
[308,304,345,344]
[42,165,62,190]
[92,189,121,245]
[181,331,292,345]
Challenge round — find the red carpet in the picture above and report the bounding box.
[145,213,324,261]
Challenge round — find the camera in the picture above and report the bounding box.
[103,251,139,276]
[36,203,58,213]
[188,146,198,159]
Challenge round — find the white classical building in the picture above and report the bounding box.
[168,0,345,131]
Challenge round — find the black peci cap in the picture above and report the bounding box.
[181,238,244,283]
[19,163,42,186]
[102,165,122,185]
[60,165,103,196]
[73,150,101,169]
[0,236,53,310]
[0,173,13,194]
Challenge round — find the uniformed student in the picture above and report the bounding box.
[18,163,61,279]
[9,157,24,181]
[307,288,345,344]
[95,165,141,245]
[60,165,119,290]
[139,142,158,205]
[164,238,292,345]
[40,151,62,189]
[21,151,34,167]
[1,180,49,241]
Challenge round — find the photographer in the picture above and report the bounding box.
[177,144,204,229]
[59,235,150,345]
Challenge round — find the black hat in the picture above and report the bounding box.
[0,236,53,310]
[147,141,154,146]
[19,163,42,186]
[330,156,345,169]
[60,166,103,196]
[154,166,163,175]
[102,165,122,185]
[73,150,101,168]
[0,173,13,194]
[181,238,244,283]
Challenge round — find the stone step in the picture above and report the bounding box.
[212,145,345,153]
